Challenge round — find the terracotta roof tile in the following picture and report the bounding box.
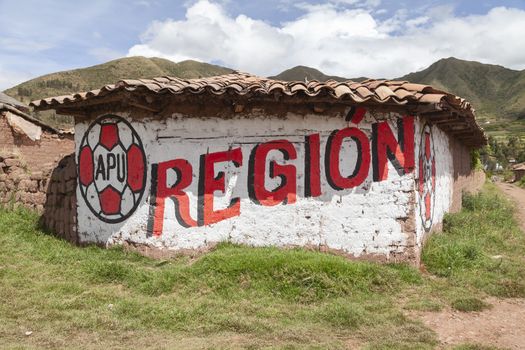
[30,71,486,146]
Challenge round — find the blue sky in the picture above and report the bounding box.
[1,0,525,90]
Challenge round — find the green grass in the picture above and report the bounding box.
[450,298,491,312]
[422,185,525,299]
[0,183,524,349]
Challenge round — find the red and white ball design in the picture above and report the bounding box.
[418,124,436,231]
[78,115,147,223]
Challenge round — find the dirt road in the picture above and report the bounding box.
[414,182,525,349]
[496,182,525,231]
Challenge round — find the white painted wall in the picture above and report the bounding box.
[74,110,454,260]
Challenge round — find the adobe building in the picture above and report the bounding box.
[512,163,525,182]
[0,92,74,213]
[0,92,74,171]
[31,73,486,264]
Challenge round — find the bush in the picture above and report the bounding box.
[451,297,490,312]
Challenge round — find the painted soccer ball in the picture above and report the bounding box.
[77,115,147,223]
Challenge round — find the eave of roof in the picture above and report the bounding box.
[29,72,486,146]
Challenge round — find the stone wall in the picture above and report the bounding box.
[0,109,78,243]
[0,150,78,243]
[0,152,49,211]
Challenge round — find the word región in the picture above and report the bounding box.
[147,116,416,235]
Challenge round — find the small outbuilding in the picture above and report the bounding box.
[31,73,486,264]
[0,92,74,171]
[512,163,525,182]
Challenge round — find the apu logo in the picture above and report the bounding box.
[78,115,147,223]
[418,124,436,231]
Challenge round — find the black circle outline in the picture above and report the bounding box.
[418,123,436,232]
[77,114,147,224]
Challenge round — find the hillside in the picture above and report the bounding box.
[3,56,233,128]
[399,58,525,118]
[398,58,525,138]
[269,65,349,82]
[5,56,234,105]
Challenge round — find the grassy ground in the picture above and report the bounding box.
[0,184,524,349]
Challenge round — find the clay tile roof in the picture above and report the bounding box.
[512,163,525,171]
[30,71,486,146]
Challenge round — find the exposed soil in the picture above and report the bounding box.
[414,297,525,349]
[413,182,525,349]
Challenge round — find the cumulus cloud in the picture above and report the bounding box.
[128,1,525,78]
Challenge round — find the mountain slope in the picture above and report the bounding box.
[5,56,234,104]
[398,57,525,120]
[269,65,352,82]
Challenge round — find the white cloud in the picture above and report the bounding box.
[125,2,525,78]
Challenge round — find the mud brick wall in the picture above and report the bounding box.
[0,113,74,172]
[449,137,486,213]
[40,154,78,243]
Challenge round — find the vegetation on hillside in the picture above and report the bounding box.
[3,56,234,128]
[399,58,525,140]
[5,56,233,104]
[400,57,525,121]
[272,58,525,140]
[0,184,523,349]
[480,135,525,171]
[269,65,364,82]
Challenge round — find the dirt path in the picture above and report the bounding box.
[414,298,525,349]
[496,182,525,231]
[413,182,525,349]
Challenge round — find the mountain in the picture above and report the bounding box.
[5,56,234,105]
[3,56,234,128]
[270,65,348,82]
[399,57,525,119]
[398,57,525,138]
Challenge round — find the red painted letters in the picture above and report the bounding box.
[146,115,419,236]
[325,127,370,190]
[372,116,415,181]
[248,140,297,206]
[148,159,197,236]
[198,148,243,225]
[304,134,321,197]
